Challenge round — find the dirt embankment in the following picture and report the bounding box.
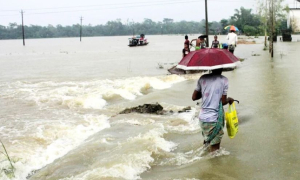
[237,39,256,44]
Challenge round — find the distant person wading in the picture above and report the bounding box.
[211,35,220,48]
[184,35,190,49]
[227,30,238,54]
[191,36,206,50]
[183,43,190,58]
[182,35,190,57]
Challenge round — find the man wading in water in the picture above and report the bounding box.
[191,36,206,50]
[184,35,190,49]
[192,68,234,152]
[182,35,190,58]
[227,30,238,54]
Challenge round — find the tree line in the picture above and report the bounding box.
[0,6,288,40]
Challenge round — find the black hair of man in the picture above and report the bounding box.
[230,30,235,32]
[185,35,188,40]
[211,68,223,75]
[198,36,204,40]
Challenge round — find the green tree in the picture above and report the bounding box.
[243,25,258,36]
[257,0,289,45]
[230,7,261,34]
[220,19,229,34]
[1,7,284,40]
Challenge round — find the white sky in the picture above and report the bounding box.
[0,0,298,26]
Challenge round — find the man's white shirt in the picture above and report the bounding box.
[227,32,237,45]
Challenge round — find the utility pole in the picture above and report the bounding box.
[21,10,25,46]
[269,0,272,55]
[205,0,209,47]
[267,0,275,57]
[270,0,274,57]
[80,16,83,42]
[132,19,135,36]
[264,0,267,47]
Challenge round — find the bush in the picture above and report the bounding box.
[243,25,258,36]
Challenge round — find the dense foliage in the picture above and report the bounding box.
[0,6,288,39]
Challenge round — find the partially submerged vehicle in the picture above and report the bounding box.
[128,34,149,47]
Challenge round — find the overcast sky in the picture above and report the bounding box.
[0,0,298,26]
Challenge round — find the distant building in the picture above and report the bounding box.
[288,8,300,33]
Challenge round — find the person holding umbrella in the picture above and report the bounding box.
[226,26,238,54]
[176,48,238,152]
[192,68,235,152]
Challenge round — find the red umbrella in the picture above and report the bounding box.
[176,48,239,70]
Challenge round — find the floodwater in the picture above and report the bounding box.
[0,35,300,180]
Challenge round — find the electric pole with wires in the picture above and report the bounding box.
[80,16,83,42]
[269,0,274,57]
[205,0,209,47]
[21,10,25,46]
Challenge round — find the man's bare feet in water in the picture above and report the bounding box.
[203,141,220,152]
[210,143,220,152]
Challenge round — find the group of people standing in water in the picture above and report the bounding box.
[182,30,238,57]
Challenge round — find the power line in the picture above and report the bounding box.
[0,0,258,18]
[0,0,257,13]
[0,0,201,16]
[0,0,197,12]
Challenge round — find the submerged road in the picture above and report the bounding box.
[141,40,300,180]
[2,35,299,180]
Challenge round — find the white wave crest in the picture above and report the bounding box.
[61,151,154,180]
[2,115,110,180]
[112,118,155,126]
[60,124,177,180]
[165,108,201,134]
[1,75,185,110]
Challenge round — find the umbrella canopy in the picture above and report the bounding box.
[224,25,239,31]
[176,48,239,71]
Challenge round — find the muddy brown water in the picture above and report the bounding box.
[0,35,300,180]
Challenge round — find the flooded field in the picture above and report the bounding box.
[0,35,300,180]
